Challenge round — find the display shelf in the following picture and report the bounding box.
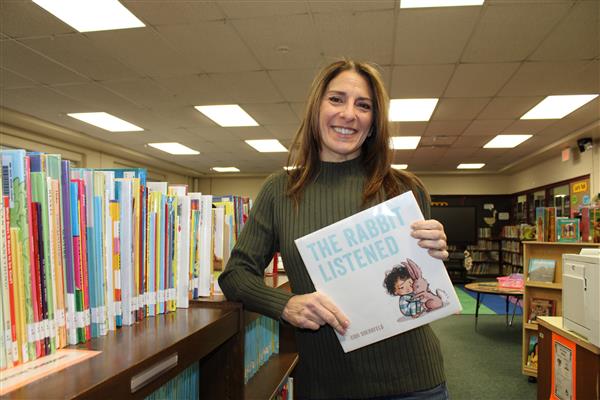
[245,352,299,400]
[4,307,240,399]
[521,241,600,378]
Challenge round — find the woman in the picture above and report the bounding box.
[218,59,449,399]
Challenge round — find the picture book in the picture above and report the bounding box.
[556,217,579,243]
[528,298,556,323]
[295,191,461,353]
[526,333,538,368]
[528,258,556,283]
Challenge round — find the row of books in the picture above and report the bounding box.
[145,361,199,400]
[535,206,600,243]
[500,224,535,240]
[0,149,250,370]
[244,315,279,384]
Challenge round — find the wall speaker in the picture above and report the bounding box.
[577,137,593,153]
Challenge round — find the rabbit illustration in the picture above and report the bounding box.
[402,258,444,311]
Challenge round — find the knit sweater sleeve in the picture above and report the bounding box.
[217,175,294,320]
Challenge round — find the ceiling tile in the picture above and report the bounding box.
[503,119,556,134]
[462,2,571,63]
[219,1,307,18]
[424,120,471,136]
[390,64,455,98]
[419,136,458,146]
[0,1,75,38]
[264,124,299,140]
[156,21,261,73]
[308,1,394,13]
[0,68,36,88]
[394,7,481,64]
[463,119,513,135]
[20,34,140,81]
[154,74,237,105]
[390,122,428,135]
[268,69,317,102]
[209,71,283,103]
[431,98,490,120]
[530,0,599,61]
[231,14,323,70]
[1,41,88,85]
[241,103,299,125]
[499,60,599,96]
[314,11,394,66]
[477,96,541,120]
[445,63,520,97]
[122,0,224,25]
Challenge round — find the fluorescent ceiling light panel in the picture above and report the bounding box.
[245,139,288,152]
[390,136,421,150]
[283,166,298,170]
[389,98,438,121]
[212,167,240,172]
[400,0,484,8]
[483,135,532,148]
[195,105,259,127]
[148,142,199,155]
[32,0,145,32]
[391,164,408,170]
[67,112,143,132]
[521,94,599,120]
[457,163,485,169]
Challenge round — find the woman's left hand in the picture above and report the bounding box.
[410,220,449,261]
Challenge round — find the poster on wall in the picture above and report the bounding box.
[550,332,577,400]
[569,178,590,217]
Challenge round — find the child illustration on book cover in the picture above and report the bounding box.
[383,259,446,319]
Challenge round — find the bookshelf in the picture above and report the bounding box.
[4,306,241,399]
[521,241,600,380]
[193,274,298,400]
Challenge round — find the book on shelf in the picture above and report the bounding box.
[526,332,538,369]
[527,298,556,323]
[556,217,579,243]
[295,191,461,353]
[527,258,556,283]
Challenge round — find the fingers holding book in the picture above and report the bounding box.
[282,292,350,335]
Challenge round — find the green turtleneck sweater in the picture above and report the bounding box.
[218,158,445,399]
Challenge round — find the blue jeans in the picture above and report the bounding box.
[376,383,450,400]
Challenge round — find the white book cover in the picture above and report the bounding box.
[295,191,461,352]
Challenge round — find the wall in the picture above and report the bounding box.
[197,176,268,199]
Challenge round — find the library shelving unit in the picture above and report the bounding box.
[500,237,523,275]
[5,306,241,399]
[193,274,298,400]
[521,241,600,380]
[467,237,501,278]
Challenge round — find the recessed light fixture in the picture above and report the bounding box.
[148,142,199,155]
[390,136,421,150]
[391,164,408,170]
[389,99,438,121]
[245,139,288,153]
[521,94,599,120]
[67,112,143,132]
[32,0,145,32]
[195,105,259,127]
[457,163,485,169]
[400,0,485,8]
[212,167,240,173]
[483,135,532,148]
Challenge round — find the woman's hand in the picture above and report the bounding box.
[410,219,449,261]
[282,292,350,335]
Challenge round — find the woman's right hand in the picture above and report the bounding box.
[282,292,350,335]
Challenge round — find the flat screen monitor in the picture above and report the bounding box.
[430,206,478,246]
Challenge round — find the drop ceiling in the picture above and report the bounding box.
[1,0,598,176]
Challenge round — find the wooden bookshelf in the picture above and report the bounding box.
[4,307,241,399]
[521,241,600,379]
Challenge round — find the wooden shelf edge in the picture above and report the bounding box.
[524,322,538,330]
[522,366,537,377]
[525,282,561,289]
[522,241,600,246]
[244,352,298,400]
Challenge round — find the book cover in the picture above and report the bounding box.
[528,298,556,323]
[295,191,461,353]
[526,333,538,368]
[528,259,556,283]
[556,218,579,243]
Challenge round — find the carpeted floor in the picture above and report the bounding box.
[454,285,523,316]
[431,314,536,400]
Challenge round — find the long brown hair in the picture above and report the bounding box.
[286,59,429,207]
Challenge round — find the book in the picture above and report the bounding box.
[526,333,538,368]
[556,217,579,243]
[527,298,556,323]
[527,258,556,283]
[295,191,461,353]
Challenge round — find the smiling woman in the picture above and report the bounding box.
[218,59,451,399]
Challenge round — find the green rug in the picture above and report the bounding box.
[455,286,495,315]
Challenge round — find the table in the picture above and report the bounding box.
[464,282,523,328]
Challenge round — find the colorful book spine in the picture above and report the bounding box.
[70,181,86,343]
[60,161,77,345]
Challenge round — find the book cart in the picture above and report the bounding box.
[4,275,297,399]
[521,241,600,380]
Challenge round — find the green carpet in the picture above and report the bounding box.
[431,314,536,400]
[455,286,496,315]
